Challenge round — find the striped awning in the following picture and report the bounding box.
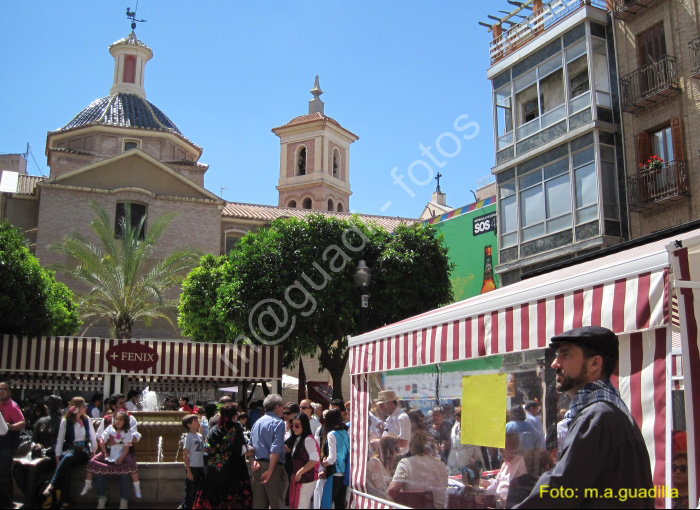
[348,228,700,509]
[0,336,281,382]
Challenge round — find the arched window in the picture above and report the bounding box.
[302,198,312,209]
[328,199,334,211]
[337,203,344,212]
[225,230,246,254]
[332,149,340,178]
[115,202,146,240]
[297,146,307,176]
[287,200,297,208]
[123,55,137,84]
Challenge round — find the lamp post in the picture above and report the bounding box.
[353,260,371,334]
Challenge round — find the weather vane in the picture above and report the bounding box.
[126,3,146,31]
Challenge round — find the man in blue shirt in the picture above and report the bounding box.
[250,393,288,509]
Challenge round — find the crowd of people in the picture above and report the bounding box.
[0,326,693,509]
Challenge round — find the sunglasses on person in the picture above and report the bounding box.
[283,411,293,415]
[300,406,311,410]
[292,423,303,429]
[672,464,687,473]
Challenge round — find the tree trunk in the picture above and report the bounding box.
[330,367,344,400]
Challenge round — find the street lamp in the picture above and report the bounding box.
[353,260,371,333]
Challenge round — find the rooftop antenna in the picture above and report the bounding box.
[126,2,147,31]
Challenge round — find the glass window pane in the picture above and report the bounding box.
[544,158,569,180]
[568,55,589,98]
[522,222,545,241]
[547,213,572,233]
[602,163,619,220]
[601,146,615,163]
[575,162,597,209]
[519,169,542,190]
[664,127,674,162]
[593,53,610,93]
[546,174,571,219]
[569,91,591,113]
[514,69,537,93]
[497,103,514,137]
[501,195,517,234]
[577,204,598,224]
[496,84,511,103]
[540,69,565,114]
[502,232,517,248]
[500,181,516,199]
[539,54,563,78]
[573,146,595,168]
[566,39,586,62]
[521,184,545,227]
[516,83,539,127]
[541,104,566,129]
[592,37,607,55]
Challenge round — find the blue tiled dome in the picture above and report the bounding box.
[59,93,182,135]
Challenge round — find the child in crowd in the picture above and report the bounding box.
[81,411,141,498]
[181,414,204,509]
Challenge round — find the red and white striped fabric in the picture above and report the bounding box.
[0,336,282,382]
[670,240,700,507]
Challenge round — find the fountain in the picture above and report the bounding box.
[127,387,188,462]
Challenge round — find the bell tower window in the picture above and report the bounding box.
[297,146,307,176]
[337,203,344,212]
[332,149,340,178]
[302,198,312,209]
[328,199,334,211]
[287,200,297,208]
[123,55,137,84]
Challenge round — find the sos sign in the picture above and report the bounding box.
[473,212,496,236]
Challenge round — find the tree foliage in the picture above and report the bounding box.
[51,202,201,339]
[0,221,81,336]
[179,214,453,399]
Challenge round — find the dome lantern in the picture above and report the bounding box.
[108,32,153,98]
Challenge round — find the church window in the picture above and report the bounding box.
[225,230,245,254]
[337,203,344,212]
[332,149,340,178]
[123,55,137,84]
[124,140,139,151]
[287,200,297,208]
[302,198,312,209]
[328,199,334,211]
[297,146,307,176]
[115,202,146,240]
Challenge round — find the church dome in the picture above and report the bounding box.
[58,93,182,135]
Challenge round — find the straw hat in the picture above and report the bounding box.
[375,390,398,403]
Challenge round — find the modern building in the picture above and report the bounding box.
[610,0,700,238]
[486,0,628,285]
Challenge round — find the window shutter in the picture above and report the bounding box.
[636,131,652,169]
[671,117,685,162]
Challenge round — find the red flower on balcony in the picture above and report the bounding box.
[639,155,664,173]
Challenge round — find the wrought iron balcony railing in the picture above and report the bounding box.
[690,37,700,79]
[628,160,689,211]
[620,55,680,113]
[489,0,607,65]
[610,0,659,21]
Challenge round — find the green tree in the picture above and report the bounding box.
[0,221,81,336]
[52,202,201,339]
[179,214,453,399]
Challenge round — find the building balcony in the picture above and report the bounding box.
[620,55,680,113]
[610,0,659,21]
[628,160,689,211]
[690,37,700,79]
[489,0,608,65]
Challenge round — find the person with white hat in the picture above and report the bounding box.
[376,391,411,456]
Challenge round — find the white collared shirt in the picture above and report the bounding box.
[383,406,411,455]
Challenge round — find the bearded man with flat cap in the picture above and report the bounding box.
[515,326,653,509]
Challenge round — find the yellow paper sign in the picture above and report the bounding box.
[461,373,506,449]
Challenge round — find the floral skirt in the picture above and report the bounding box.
[193,478,252,509]
[87,452,139,476]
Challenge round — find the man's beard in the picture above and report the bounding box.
[556,363,588,393]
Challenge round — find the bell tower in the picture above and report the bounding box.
[272,77,358,213]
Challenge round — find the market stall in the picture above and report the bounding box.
[348,227,700,509]
[0,336,282,402]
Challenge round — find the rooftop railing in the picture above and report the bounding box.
[489,0,608,65]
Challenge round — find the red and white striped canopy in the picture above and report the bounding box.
[0,336,282,382]
[349,228,700,509]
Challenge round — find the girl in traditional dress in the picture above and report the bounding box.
[193,403,252,509]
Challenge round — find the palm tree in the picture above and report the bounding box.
[51,201,201,338]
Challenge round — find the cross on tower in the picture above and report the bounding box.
[435,172,443,193]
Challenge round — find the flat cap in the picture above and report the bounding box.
[549,326,619,361]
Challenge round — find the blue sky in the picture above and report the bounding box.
[1,1,501,219]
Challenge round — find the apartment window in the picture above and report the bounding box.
[496,84,514,149]
[600,145,619,221]
[573,147,598,224]
[567,40,590,113]
[637,23,666,67]
[514,53,565,140]
[652,126,674,163]
[500,182,517,248]
[592,38,611,108]
[519,157,571,242]
[637,118,684,167]
[115,202,146,240]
